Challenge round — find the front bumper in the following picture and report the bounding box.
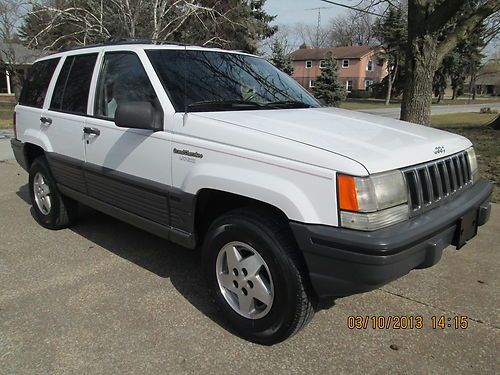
[291,179,493,298]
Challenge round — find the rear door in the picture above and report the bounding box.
[16,57,60,144]
[42,53,98,193]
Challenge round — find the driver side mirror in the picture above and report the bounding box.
[114,101,163,131]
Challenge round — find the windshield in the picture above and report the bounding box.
[147,49,320,112]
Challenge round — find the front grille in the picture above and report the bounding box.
[402,151,472,216]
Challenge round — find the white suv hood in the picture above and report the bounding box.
[195,107,472,174]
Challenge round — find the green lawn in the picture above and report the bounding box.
[0,103,14,129]
[431,112,499,203]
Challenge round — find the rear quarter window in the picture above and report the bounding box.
[18,58,60,108]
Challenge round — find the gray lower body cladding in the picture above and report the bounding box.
[45,152,196,248]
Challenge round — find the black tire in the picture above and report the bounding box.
[202,207,314,345]
[28,156,78,229]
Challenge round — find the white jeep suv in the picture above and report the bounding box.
[11,41,492,344]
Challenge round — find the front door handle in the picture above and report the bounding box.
[83,127,100,136]
[40,116,52,125]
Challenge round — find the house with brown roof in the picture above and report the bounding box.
[475,59,500,96]
[0,41,49,100]
[290,44,387,93]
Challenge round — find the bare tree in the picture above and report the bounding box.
[259,24,299,56]
[25,1,111,49]
[329,10,376,46]
[24,0,246,50]
[294,23,331,48]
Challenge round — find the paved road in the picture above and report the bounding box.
[0,161,498,374]
[359,102,500,119]
[0,129,14,161]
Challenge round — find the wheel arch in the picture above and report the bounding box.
[24,142,46,169]
[194,188,292,243]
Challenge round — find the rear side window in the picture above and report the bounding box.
[50,53,98,114]
[19,58,60,108]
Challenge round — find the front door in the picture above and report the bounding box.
[84,51,172,227]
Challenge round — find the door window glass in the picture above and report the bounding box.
[94,52,158,120]
[50,53,97,114]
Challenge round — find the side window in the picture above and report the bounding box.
[50,53,97,114]
[19,58,60,108]
[94,52,158,120]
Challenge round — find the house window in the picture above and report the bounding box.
[342,59,349,68]
[346,80,353,91]
[365,79,374,90]
[305,60,313,68]
[367,60,373,71]
[309,80,316,88]
[319,60,326,69]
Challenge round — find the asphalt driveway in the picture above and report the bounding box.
[0,160,498,374]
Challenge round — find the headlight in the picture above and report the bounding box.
[466,147,478,183]
[337,170,408,231]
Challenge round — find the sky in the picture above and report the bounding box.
[264,0,350,27]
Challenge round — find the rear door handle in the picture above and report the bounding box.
[40,116,52,125]
[83,127,100,136]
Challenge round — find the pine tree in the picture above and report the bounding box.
[269,41,293,76]
[313,53,346,107]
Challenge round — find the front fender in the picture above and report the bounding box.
[179,161,338,226]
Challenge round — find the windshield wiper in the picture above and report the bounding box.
[187,99,263,111]
[263,100,313,109]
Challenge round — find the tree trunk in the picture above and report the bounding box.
[401,0,500,125]
[385,68,392,106]
[400,38,438,125]
[10,72,22,101]
[470,73,477,100]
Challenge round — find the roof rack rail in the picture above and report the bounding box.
[58,37,190,52]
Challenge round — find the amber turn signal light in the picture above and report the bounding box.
[337,174,359,212]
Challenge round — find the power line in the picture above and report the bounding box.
[318,0,383,17]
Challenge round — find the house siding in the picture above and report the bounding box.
[291,46,387,93]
